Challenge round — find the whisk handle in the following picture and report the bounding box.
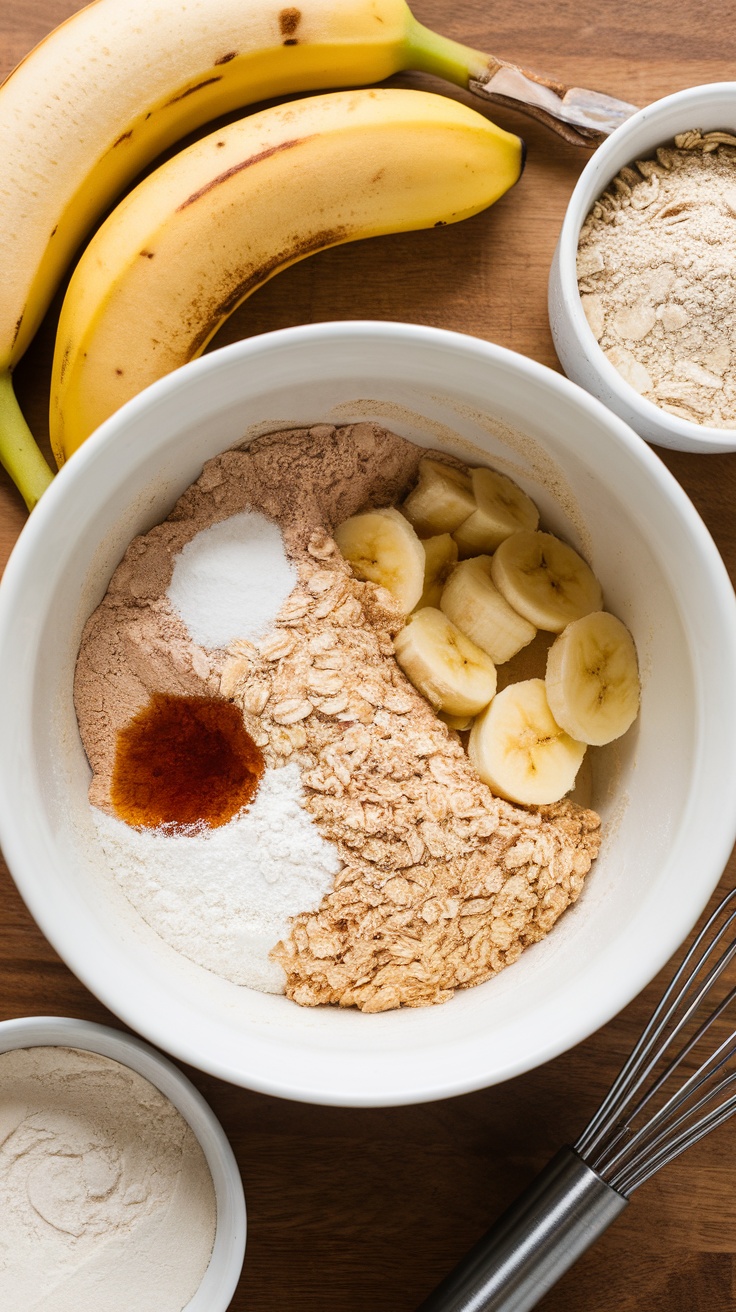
[417,1147,628,1312]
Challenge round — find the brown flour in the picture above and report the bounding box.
[75,423,601,1012]
[577,130,736,428]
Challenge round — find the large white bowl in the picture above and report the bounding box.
[549,83,736,453]
[1,321,735,1106]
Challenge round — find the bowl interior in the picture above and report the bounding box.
[552,83,736,452]
[1,322,735,1105]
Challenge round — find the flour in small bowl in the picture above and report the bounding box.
[0,1046,216,1312]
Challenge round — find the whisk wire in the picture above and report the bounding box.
[576,891,736,1161]
[603,1049,736,1189]
[614,1081,736,1193]
[592,996,736,1178]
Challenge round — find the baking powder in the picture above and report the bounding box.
[0,1045,216,1311]
[167,509,297,649]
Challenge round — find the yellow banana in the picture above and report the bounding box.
[0,0,496,508]
[50,88,523,461]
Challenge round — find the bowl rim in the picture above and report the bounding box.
[1,319,736,1105]
[0,1014,246,1309]
[554,80,736,451]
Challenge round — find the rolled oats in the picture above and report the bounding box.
[221,524,601,1013]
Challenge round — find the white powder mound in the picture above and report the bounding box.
[92,763,342,993]
[0,1047,215,1312]
[166,510,297,649]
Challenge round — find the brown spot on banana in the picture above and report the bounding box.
[279,8,301,37]
[113,129,133,147]
[164,76,223,107]
[177,138,312,210]
[214,51,238,65]
[187,226,347,356]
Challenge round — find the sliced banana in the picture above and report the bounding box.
[393,607,497,718]
[402,458,476,535]
[440,555,536,664]
[417,533,459,609]
[439,710,474,731]
[491,530,603,633]
[468,677,587,805]
[453,466,539,557]
[546,611,640,746]
[334,506,426,613]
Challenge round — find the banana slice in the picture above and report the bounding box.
[393,607,497,717]
[490,530,603,632]
[468,678,587,805]
[334,506,425,613]
[402,458,476,535]
[440,555,536,664]
[417,533,459,609]
[439,710,474,731]
[545,611,640,745]
[453,466,539,557]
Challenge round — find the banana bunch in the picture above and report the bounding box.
[0,0,516,508]
[335,458,641,806]
[49,89,522,462]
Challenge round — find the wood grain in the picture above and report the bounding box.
[2,3,736,1309]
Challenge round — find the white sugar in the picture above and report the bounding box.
[92,763,341,993]
[167,510,297,649]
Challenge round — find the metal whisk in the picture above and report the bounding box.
[418,887,736,1312]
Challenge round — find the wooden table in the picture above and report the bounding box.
[2,2,736,1308]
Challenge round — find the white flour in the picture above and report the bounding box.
[166,509,297,648]
[93,762,342,992]
[0,1046,216,1312]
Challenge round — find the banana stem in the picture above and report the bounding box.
[0,371,55,512]
[402,15,489,88]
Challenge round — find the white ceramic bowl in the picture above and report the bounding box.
[0,1015,246,1309]
[549,82,736,452]
[1,321,736,1106]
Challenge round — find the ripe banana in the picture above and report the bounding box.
[490,530,603,632]
[545,611,640,745]
[440,555,536,664]
[394,607,497,718]
[334,503,426,614]
[468,677,586,806]
[49,89,523,461]
[452,465,539,557]
[402,459,477,536]
[417,534,459,610]
[0,0,513,508]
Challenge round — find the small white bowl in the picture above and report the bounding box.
[0,1016,246,1310]
[1,322,736,1105]
[549,82,736,453]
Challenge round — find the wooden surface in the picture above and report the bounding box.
[2,2,736,1308]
